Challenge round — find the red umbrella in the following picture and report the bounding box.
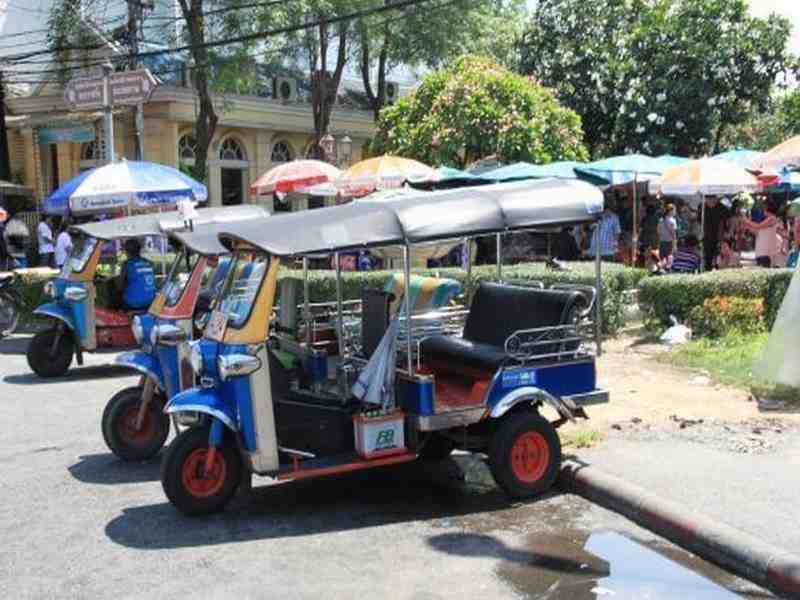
[250,160,342,197]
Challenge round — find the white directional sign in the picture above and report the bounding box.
[64,69,158,110]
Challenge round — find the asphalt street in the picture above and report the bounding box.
[0,334,771,599]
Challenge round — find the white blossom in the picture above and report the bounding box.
[647,112,658,123]
[676,121,685,130]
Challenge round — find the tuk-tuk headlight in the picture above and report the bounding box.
[64,286,88,302]
[132,316,144,344]
[189,341,203,375]
[218,353,261,381]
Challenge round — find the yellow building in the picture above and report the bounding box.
[6,83,376,211]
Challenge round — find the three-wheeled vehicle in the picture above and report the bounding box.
[160,179,610,515]
[25,206,265,379]
[100,206,269,460]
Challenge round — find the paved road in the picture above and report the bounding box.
[0,334,768,599]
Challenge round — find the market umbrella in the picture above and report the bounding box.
[753,135,800,171]
[482,160,608,184]
[409,166,493,190]
[336,155,439,196]
[649,158,759,197]
[712,149,764,170]
[42,160,207,216]
[249,159,341,197]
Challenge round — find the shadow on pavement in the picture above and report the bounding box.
[105,457,554,550]
[4,365,135,385]
[68,453,162,485]
[0,335,31,355]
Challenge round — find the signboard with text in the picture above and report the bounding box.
[64,69,159,110]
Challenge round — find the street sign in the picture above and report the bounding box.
[109,70,158,106]
[64,69,158,110]
[64,77,104,110]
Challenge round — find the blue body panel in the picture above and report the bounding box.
[398,377,435,415]
[166,387,238,432]
[115,350,164,387]
[156,344,182,399]
[34,278,91,346]
[486,360,597,410]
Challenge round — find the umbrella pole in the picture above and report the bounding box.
[334,252,344,360]
[464,236,472,286]
[496,233,502,282]
[632,176,639,266]
[700,194,706,272]
[595,235,602,357]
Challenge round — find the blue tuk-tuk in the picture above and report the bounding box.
[99,206,269,460]
[159,179,610,515]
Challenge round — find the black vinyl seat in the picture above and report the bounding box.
[421,282,583,376]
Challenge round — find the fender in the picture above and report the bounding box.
[115,350,164,389]
[489,386,577,422]
[165,387,238,433]
[33,302,76,331]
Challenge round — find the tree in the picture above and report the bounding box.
[721,88,800,151]
[370,55,588,167]
[520,0,793,157]
[356,0,525,120]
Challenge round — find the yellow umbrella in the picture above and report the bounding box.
[336,155,439,196]
[753,135,800,171]
[649,158,758,197]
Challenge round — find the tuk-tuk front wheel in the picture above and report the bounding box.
[488,411,561,500]
[161,425,242,516]
[101,385,170,461]
[26,329,74,378]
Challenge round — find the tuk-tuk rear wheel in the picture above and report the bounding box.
[161,425,242,516]
[488,411,561,500]
[26,328,73,378]
[102,385,170,461]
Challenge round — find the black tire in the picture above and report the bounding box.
[26,328,74,378]
[0,292,20,337]
[161,425,242,516]
[101,385,170,461]
[488,411,561,500]
[419,433,456,461]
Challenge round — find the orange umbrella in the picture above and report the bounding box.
[753,135,800,171]
[336,155,439,196]
[649,158,758,196]
[250,160,341,197]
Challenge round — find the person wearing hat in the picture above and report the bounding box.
[116,238,156,310]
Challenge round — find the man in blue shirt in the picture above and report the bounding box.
[588,205,622,261]
[117,239,156,310]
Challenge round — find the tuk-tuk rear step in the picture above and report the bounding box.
[276,451,417,481]
[413,406,486,432]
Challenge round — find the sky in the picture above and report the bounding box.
[749,0,800,55]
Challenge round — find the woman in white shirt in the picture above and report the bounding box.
[54,222,73,268]
[744,200,782,268]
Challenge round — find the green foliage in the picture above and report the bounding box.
[370,55,588,167]
[520,0,794,157]
[639,269,793,332]
[663,331,770,390]
[278,261,647,335]
[721,88,800,151]
[687,296,766,338]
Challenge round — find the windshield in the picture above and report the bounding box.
[162,250,200,307]
[216,254,268,329]
[60,236,97,278]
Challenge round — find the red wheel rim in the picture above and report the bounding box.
[181,448,227,498]
[510,431,550,483]
[118,404,155,446]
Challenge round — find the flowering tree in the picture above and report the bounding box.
[370,55,588,167]
[721,88,800,151]
[520,0,793,157]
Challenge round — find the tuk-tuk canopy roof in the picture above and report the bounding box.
[220,179,603,256]
[73,205,269,243]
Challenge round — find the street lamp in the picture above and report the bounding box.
[339,135,352,166]
[320,132,336,161]
[319,131,352,167]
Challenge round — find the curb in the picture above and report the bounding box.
[558,462,800,599]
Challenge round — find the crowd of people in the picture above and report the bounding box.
[559,192,799,275]
[0,214,74,270]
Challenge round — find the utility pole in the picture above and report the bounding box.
[0,70,11,181]
[101,62,116,163]
[128,0,145,160]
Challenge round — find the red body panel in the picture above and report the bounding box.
[94,307,137,348]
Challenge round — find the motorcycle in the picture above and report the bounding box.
[0,272,22,338]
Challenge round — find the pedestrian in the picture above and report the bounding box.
[37,216,55,268]
[55,220,73,268]
[702,196,727,271]
[744,199,780,268]
[671,235,702,274]
[4,213,29,268]
[588,204,622,262]
[658,203,677,258]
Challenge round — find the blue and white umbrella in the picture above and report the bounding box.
[43,160,208,216]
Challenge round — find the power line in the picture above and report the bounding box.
[2,0,440,63]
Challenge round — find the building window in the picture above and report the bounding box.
[80,140,103,171]
[271,140,293,163]
[219,137,246,161]
[179,134,197,166]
